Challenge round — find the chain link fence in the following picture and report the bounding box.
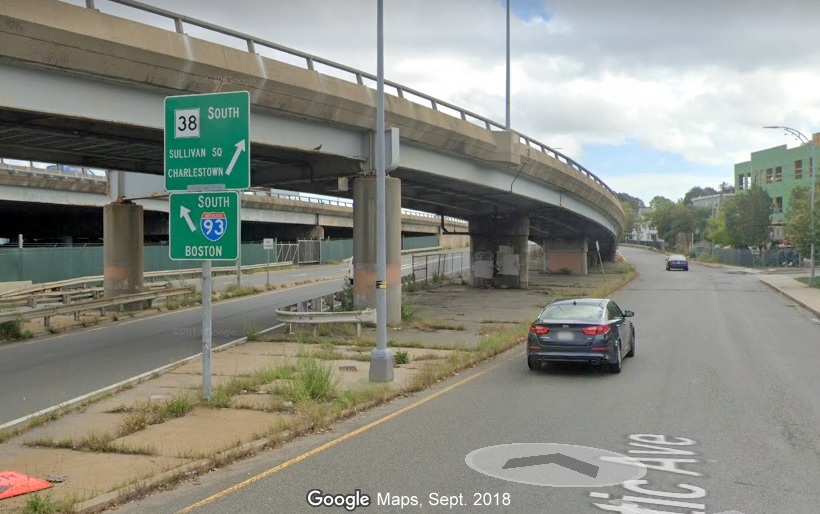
[410,252,469,283]
[693,245,804,268]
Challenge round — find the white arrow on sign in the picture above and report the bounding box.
[225,140,247,176]
[180,205,197,232]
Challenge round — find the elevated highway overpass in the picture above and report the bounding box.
[0,162,460,243]
[0,0,626,300]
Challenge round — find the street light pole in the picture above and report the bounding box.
[370,0,393,382]
[505,0,510,129]
[764,125,816,287]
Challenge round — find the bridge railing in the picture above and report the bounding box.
[0,161,106,182]
[0,162,467,225]
[82,0,618,200]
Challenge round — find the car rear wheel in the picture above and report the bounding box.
[626,329,635,358]
[527,357,537,371]
[608,341,622,373]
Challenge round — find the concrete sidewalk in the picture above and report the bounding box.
[0,264,636,514]
[697,259,820,317]
[759,274,820,318]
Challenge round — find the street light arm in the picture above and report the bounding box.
[764,125,810,145]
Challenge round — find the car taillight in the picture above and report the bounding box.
[529,325,549,335]
[581,325,611,336]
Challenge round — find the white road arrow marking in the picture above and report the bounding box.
[180,206,196,232]
[225,140,246,176]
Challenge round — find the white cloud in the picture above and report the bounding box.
[69,0,820,201]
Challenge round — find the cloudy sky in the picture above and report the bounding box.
[65,0,820,205]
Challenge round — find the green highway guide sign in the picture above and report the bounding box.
[169,192,240,260]
[164,91,250,191]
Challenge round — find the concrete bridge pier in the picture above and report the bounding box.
[103,201,144,309]
[352,176,402,323]
[469,215,530,289]
[306,224,324,240]
[543,238,589,275]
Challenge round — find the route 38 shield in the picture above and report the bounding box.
[201,212,227,242]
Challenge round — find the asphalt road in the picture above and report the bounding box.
[0,251,469,425]
[111,246,820,514]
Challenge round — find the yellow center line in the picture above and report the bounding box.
[177,349,521,513]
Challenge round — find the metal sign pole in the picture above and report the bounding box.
[266,248,270,287]
[236,243,241,287]
[202,259,212,399]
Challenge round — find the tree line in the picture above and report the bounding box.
[617,183,820,256]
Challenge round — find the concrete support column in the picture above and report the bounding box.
[352,176,401,323]
[468,214,529,288]
[103,202,144,309]
[544,237,589,275]
[307,224,325,240]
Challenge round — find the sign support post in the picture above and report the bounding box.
[236,245,242,287]
[262,238,275,287]
[202,260,212,398]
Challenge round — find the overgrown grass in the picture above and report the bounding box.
[278,352,341,403]
[340,282,354,311]
[164,292,201,310]
[25,430,155,455]
[401,298,419,321]
[404,322,527,393]
[111,394,197,436]
[796,276,820,289]
[349,338,467,352]
[0,315,34,341]
[310,343,348,361]
[23,493,61,514]
[403,319,465,331]
[394,350,410,364]
[696,254,722,264]
[217,284,258,301]
[207,366,295,408]
[338,384,393,410]
[244,324,260,341]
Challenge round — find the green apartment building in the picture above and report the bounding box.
[734,132,818,242]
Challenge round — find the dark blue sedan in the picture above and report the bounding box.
[527,298,635,373]
[666,254,689,271]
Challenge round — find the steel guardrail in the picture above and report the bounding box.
[0,287,195,327]
[0,262,292,299]
[80,0,618,200]
[275,307,376,337]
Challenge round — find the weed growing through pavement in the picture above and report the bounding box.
[25,430,155,455]
[23,493,61,514]
[244,324,260,341]
[0,315,34,341]
[394,350,410,364]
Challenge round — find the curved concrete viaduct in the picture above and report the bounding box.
[0,0,625,294]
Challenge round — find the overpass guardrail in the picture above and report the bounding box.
[83,0,617,199]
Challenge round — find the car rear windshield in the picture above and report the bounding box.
[670,255,686,260]
[539,303,604,321]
